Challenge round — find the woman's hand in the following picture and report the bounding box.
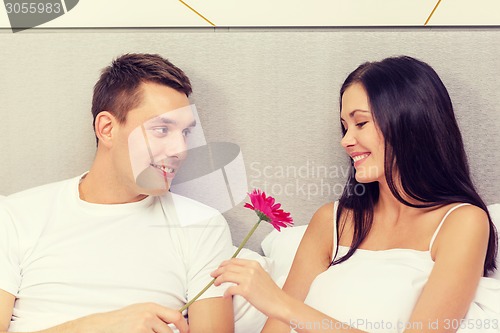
[211,258,289,320]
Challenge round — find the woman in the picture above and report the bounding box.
[212,56,500,332]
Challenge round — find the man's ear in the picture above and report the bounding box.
[95,111,115,148]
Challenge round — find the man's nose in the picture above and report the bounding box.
[164,131,188,160]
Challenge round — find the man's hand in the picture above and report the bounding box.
[67,303,189,333]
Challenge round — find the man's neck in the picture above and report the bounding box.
[79,158,147,205]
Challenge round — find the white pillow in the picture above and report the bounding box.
[261,225,308,285]
[487,204,500,280]
[231,246,272,333]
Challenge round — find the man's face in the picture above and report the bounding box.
[113,82,195,196]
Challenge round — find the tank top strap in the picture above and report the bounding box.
[333,201,340,245]
[332,201,339,259]
[428,203,471,252]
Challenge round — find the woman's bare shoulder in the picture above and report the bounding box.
[431,203,489,259]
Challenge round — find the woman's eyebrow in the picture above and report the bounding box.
[340,109,370,121]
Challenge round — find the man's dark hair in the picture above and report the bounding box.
[91,53,192,144]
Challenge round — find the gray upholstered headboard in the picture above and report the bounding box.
[1,28,499,252]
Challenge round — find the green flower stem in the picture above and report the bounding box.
[231,218,262,259]
[178,278,215,313]
[179,218,262,313]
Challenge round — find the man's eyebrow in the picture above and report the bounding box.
[340,109,370,121]
[151,116,197,127]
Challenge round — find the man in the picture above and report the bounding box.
[0,53,234,333]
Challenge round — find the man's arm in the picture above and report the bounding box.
[0,289,188,333]
[182,207,235,333]
[0,289,15,332]
[188,297,234,333]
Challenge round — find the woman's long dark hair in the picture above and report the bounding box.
[333,56,497,276]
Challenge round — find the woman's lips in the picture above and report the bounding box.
[352,153,370,167]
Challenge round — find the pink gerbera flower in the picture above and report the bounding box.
[180,188,292,313]
[244,189,293,231]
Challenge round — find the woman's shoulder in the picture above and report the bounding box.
[311,202,336,220]
[431,203,489,258]
[438,203,488,229]
[308,201,349,230]
[309,201,356,247]
[304,202,336,248]
[305,202,336,237]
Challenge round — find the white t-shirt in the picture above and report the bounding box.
[0,176,234,332]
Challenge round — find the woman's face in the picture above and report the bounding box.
[340,83,385,183]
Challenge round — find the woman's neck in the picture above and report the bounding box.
[375,180,422,225]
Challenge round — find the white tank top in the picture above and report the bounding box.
[299,202,500,333]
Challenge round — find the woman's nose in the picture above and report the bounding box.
[341,130,356,148]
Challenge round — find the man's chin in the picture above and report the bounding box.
[135,166,172,192]
[139,187,170,197]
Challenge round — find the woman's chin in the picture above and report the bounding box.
[354,167,382,184]
[354,174,378,184]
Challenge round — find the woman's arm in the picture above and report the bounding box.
[213,202,341,333]
[404,204,489,333]
[262,202,336,332]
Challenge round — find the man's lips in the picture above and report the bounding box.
[150,163,176,175]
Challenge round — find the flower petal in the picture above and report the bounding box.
[243,189,293,231]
